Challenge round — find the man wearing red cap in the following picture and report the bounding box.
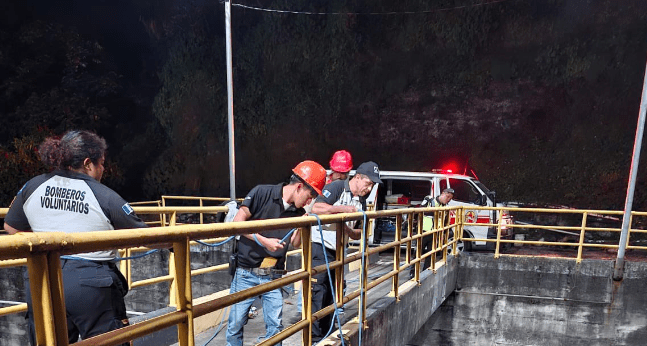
[326,150,353,184]
[226,161,326,346]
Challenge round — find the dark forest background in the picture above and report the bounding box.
[1,0,647,210]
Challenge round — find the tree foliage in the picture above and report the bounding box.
[0,17,160,205]
[2,0,647,210]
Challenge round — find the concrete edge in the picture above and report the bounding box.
[322,255,459,346]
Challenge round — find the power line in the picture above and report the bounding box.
[230,0,508,15]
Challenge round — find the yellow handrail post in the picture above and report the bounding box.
[403,214,411,273]
[366,202,375,240]
[199,199,204,224]
[390,214,402,300]
[169,211,178,307]
[335,222,344,305]
[577,212,588,263]
[119,249,132,289]
[172,238,195,346]
[358,216,368,332]
[413,213,422,282]
[48,252,69,346]
[27,253,59,346]
[442,211,448,263]
[157,199,163,227]
[169,254,177,308]
[301,226,313,346]
[162,196,167,226]
[431,211,437,274]
[494,209,503,259]
[452,208,460,256]
[170,211,177,227]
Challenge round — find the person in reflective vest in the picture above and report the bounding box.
[409,188,454,278]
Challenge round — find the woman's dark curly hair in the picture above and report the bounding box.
[38,130,107,170]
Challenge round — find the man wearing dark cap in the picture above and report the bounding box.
[409,188,454,278]
[309,161,382,342]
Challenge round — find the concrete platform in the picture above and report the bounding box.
[171,250,410,346]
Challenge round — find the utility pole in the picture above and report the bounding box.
[613,59,647,281]
[224,0,236,200]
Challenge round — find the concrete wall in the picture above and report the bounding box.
[337,256,458,346]
[8,248,646,346]
[408,253,647,346]
[0,267,28,346]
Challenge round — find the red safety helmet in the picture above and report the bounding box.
[293,160,326,195]
[329,150,353,173]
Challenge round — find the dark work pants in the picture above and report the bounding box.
[311,243,336,343]
[24,259,130,346]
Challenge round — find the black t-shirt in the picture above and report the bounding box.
[312,179,367,249]
[236,183,306,269]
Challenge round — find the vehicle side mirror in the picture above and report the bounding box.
[480,195,488,206]
[487,191,497,206]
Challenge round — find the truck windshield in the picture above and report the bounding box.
[474,181,491,195]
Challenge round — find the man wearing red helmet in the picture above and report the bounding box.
[226,161,326,346]
[326,150,353,184]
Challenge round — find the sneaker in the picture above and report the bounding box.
[248,306,258,319]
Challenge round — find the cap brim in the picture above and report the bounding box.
[370,176,383,184]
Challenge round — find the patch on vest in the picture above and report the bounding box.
[122,203,134,215]
[323,189,331,198]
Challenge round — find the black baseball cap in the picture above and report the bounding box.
[356,161,382,184]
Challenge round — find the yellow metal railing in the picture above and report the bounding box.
[3,204,647,345]
[0,202,287,322]
[129,200,163,226]
[0,205,459,346]
[161,195,241,225]
[119,205,229,307]
[458,206,646,263]
[128,203,303,296]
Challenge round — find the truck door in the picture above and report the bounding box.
[440,178,489,247]
[377,177,435,245]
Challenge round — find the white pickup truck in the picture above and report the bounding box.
[365,170,514,251]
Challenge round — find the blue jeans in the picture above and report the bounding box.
[226,268,284,346]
